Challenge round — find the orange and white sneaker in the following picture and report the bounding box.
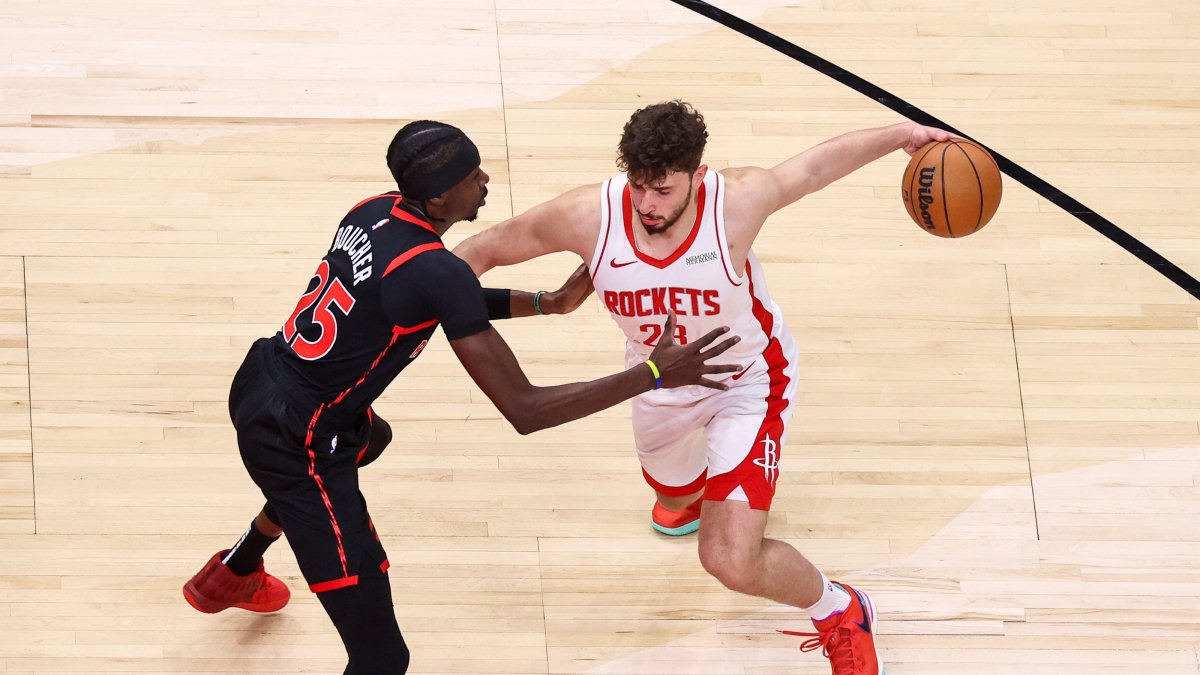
[650,498,702,536]
[782,582,884,674]
[182,549,291,614]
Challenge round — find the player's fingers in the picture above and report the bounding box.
[704,364,742,374]
[661,311,677,342]
[699,335,740,356]
[689,325,731,349]
[694,377,730,391]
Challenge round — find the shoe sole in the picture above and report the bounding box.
[182,584,226,613]
[651,518,700,536]
[182,584,289,614]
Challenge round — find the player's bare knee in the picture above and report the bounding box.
[698,545,760,595]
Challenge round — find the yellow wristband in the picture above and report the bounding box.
[644,359,663,389]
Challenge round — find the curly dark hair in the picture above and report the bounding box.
[617,100,708,185]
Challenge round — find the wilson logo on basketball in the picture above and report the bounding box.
[901,138,1003,239]
[917,166,937,229]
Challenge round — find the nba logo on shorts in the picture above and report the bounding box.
[753,434,779,485]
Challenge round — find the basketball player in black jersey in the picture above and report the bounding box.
[182,120,740,675]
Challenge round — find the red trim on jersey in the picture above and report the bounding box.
[622,181,707,269]
[304,403,352,581]
[330,327,408,407]
[642,467,708,497]
[345,193,436,233]
[310,576,360,593]
[349,192,399,213]
[380,559,391,574]
[712,176,742,287]
[590,177,616,285]
[393,319,438,335]
[703,262,791,511]
[389,198,438,234]
[382,243,445,277]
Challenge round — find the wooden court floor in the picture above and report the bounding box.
[1,1,1198,673]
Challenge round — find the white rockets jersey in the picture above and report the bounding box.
[589,170,796,404]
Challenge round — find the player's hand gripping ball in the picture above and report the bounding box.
[902,138,1002,238]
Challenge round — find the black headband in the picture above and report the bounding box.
[401,135,481,201]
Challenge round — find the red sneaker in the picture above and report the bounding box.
[782,582,884,674]
[182,550,291,614]
[651,498,702,536]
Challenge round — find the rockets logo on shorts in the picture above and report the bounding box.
[753,434,779,485]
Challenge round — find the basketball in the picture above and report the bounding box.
[901,138,1002,238]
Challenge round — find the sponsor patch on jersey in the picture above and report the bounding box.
[685,251,718,266]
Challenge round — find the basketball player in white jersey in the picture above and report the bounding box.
[455,101,950,674]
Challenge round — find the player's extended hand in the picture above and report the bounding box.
[647,311,741,390]
[541,263,593,315]
[902,123,955,155]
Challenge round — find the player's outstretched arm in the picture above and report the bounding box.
[724,122,952,248]
[762,121,953,211]
[453,184,597,276]
[449,312,739,435]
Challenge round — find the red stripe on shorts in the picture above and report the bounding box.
[703,261,791,510]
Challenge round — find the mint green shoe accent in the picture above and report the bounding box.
[651,517,700,536]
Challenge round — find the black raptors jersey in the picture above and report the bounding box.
[268,192,490,415]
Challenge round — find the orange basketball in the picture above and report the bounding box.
[901,138,1002,238]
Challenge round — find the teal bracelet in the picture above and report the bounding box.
[533,290,547,315]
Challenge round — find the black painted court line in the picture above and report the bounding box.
[668,0,1200,301]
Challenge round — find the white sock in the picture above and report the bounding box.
[804,573,851,622]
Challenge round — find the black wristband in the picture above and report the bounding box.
[482,287,512,320]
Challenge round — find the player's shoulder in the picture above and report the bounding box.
[718,165,771,189]
[563,181,607,210]
[384,243,477,286]
[517,182,603,223]
[719,166,779,206]
[398,241,464,267]
[344,191,402,218]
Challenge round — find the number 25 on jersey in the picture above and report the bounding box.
[282,260,356,360]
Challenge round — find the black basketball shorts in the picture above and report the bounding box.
[228,338,392,593]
